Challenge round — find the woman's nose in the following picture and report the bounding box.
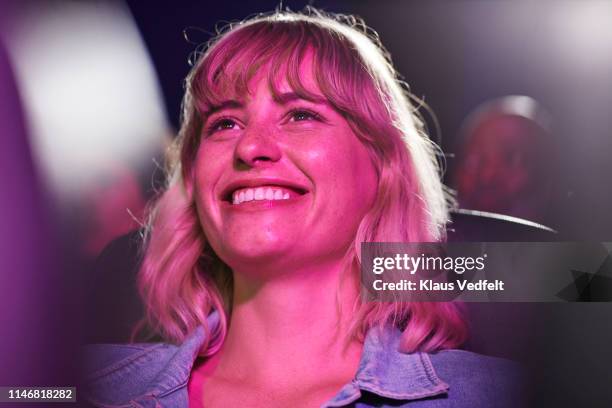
[234,125,282,168]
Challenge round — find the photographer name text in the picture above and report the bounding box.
[372,279,505,291]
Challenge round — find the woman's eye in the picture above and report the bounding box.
[215,119,237,130]
[289,109,320,122]
[206,118,238,135]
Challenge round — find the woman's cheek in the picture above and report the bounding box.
[196,142,232,177]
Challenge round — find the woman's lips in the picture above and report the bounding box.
[231,185,302,205]
[219,184,308,211]
[220,178,309,203]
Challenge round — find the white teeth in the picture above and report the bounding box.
[231,186,295,205]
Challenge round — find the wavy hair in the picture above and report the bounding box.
[137,9,467,355]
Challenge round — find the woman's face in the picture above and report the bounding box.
[194,56,378,274]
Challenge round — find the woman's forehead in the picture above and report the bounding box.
[203,51,326,109]
[259,57,321,99]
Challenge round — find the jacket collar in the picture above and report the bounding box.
[323,325,449,406]
[141,312,448,405]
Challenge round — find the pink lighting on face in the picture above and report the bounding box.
[194,57,378,273]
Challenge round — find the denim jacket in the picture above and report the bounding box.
[82,313,525,407]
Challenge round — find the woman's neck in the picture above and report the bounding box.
[206,258,364,388]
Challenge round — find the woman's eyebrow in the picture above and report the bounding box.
[204,100,244,116]
[274,91,328,106]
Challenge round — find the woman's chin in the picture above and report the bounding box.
[220,240,297,271]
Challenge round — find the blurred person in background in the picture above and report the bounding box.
[68,156,161,258]
[451,96,557,227]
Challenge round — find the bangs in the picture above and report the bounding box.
[193,21,322,112]
[190,17,385,131]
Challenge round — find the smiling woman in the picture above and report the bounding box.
[83,8,524,408]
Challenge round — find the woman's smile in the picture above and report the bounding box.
[220,177,309,207]
[232,187,292,204]
[221,182,310,213]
